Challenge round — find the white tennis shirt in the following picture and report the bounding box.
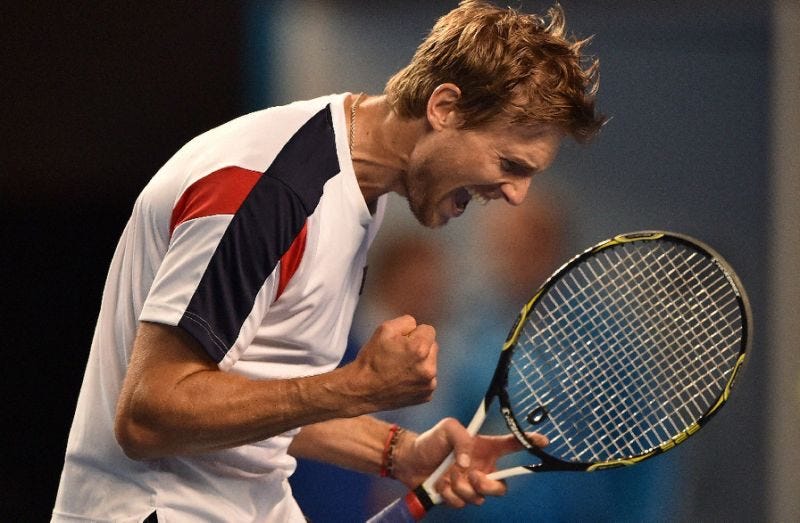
[53,94,386,522]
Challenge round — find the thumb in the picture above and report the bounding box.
[439,418,474,468]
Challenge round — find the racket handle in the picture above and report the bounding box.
[487,465,532,481]
[370,404,487,521]
[366,489,432,522]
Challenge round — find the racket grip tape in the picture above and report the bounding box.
[365,488,434,522]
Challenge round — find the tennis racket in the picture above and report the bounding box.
[367,231,751,522]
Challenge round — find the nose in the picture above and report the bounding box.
[501,177,532,206]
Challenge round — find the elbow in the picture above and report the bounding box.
[114,418,146,461]
[114,404,168,461]
[114,414,152,461]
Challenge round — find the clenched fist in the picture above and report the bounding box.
[344,315,439,411]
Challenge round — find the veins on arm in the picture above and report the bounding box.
[113,321,371,460]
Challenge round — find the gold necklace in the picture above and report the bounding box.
[349,92,365,154]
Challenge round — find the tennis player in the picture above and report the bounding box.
[53,1,604,521]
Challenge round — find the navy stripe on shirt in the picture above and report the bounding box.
[178,105,340,362]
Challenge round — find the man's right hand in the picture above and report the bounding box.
[344,315,439,411]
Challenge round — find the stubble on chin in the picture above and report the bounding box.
[402,167,445,229]
[408,202,429,228]
[403,178,439,227]
[406,196,447,229]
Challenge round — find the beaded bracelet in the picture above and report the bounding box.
[380,424,404,478]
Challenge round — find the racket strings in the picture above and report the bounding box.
[505,239,744,463]
[564,248,736,452]
[576,248,741,440]
[526,248,712,434]
[569,246,740,455]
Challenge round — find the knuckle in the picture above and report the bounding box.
[452,480,476,500]
[439,417,460,430]
[421,366,437,381]
[419,323,436,338]
[409,339,432,360]
[398,314,417,331]
[374,322,392,340]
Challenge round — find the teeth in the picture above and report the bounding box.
[467,187,489,205]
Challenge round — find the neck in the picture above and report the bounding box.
[349,94,426,205]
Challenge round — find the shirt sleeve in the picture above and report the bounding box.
[139,105,340,370]
[139,166,307,370]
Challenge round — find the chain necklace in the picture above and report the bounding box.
[349,92,365,154]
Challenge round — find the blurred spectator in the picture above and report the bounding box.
[477,185,570,308]
[357,232,453,332]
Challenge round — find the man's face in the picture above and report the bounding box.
[401,120,563,228]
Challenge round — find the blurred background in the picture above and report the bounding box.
[3,1,797,521]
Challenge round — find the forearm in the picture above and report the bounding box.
[288,416,417,480]
[115,323,379,460]
[116,316,437,461]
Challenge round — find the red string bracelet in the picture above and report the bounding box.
[380,424,404,478]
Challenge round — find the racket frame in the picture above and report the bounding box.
[494,231,751,473]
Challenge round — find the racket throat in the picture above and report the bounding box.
[500,405,532,450]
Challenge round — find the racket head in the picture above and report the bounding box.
[494,231,751,471]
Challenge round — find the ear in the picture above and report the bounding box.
[426,83,462,131]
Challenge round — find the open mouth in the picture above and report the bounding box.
[452,187,490,217]
[454,186,490,214]
[453,187,471,215]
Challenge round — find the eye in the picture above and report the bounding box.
[500,158,532,177]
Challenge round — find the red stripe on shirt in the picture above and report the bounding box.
[276,221,307,301]
[170,166,262,236]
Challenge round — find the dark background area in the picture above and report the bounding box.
[3,4,245,520]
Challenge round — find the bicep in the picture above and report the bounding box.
[115,321,216,457]
[125,321,217,391]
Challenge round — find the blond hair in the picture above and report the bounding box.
[385,1,605,142]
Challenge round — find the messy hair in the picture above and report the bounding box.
[385,1,605,142]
